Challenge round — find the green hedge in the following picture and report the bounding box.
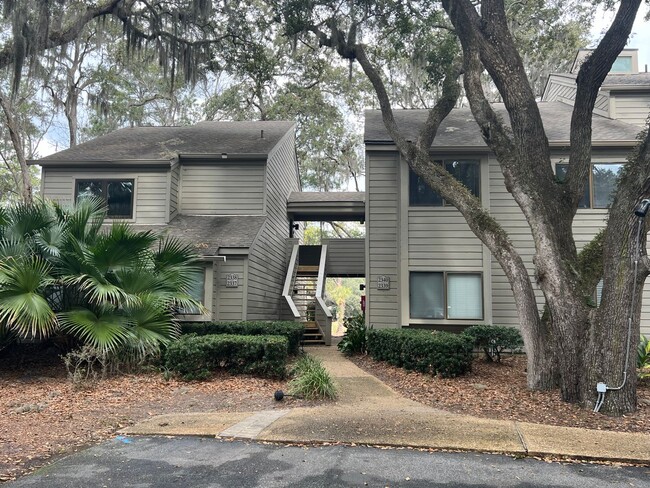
[463,325,523,362]
[164,334,288,380]
[367,329,474,378]
[180,321,304,355]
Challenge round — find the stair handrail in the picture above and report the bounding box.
[282,244,300,318]
[314,244,332,345]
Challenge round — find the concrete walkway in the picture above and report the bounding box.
[122,347,650,464]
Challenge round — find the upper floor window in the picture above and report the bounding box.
[409,159,480,206]
[611,55,633,73]
[75,179,134,219]
[556,163,622,209]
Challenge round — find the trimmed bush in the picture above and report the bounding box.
[337,314,367,356]
[463,325,523,362]
[288,355,337,400]
[180,321,304,355]
[367,329,473,378]
[164,334,288,380]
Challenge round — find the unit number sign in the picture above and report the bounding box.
[226,273,239,288]
[377,275,390,290]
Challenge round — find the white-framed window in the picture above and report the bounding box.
[409,159,480,206]
[409,271,483,320]
[75,179,135,218]
[555,163,623,209]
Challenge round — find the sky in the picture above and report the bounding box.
[36,4,650,161]
[591,3,650,70]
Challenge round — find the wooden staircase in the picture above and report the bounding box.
[294,266,326,346]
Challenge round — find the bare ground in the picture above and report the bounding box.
[0,349,306,482]
[349,354,650,434]
[2,348,649,482]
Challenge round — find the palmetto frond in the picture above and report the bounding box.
[4,201,53,242]
[168,292,207,315]
[123,294,180,351]
[68,273,134,307]
[90,223,157,273]
[153,237,204,292]
[58,307,129,353]
[62,196,107,243]
[0,238,28,260]
[0,256,57,338]
[113,267,168,296]
[33,221,67,259]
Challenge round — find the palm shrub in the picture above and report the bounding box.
[337,313,367,356]
[0,198,204,363]
[639,335,650,380]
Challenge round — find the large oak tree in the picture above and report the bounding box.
[277,0,649,414]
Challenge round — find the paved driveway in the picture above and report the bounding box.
[7,437,650,488]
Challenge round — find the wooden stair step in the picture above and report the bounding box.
[296,266,319,275]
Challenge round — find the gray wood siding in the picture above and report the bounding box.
[214,258,245,321]
[611,93,650,127]
[407,212,483,268]
[543,76,609,116]
[41,168,168,224]
[246,130,300,320]
[489,155,547,325]
[322,238,365,276]
[169,164,180,221]
[366,151,400,328]
[488,154,650,336]
[179,163,265,215]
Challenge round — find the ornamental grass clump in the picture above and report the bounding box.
[288,354,337,400]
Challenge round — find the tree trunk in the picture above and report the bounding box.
[0,90,32,204]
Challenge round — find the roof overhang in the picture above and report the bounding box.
[365,141,637,151]
[287,202,365,222]
[178,153,268,164]
[28,159,174,169]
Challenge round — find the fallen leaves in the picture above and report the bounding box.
[0,353,305,482]
[350,355,650,434]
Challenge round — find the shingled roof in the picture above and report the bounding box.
[35,121,295,164]
[364,102,640,147]
[132,215,266,256]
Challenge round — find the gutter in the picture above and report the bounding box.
[28,158,174,169]
[178,153,267,163]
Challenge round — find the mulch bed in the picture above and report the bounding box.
[349,354,650,434]
[0,348,306,482]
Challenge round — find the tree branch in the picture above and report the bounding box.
[566,0,642,208]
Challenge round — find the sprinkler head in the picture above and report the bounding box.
[634,199,650,218]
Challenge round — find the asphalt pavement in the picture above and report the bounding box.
[7,436,650,488]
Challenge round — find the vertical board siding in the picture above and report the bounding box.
[611,93,650,127]
[41,168,168,224]
[169,164,180,220]
[367,151,399,328]
[214,258,245,321]
[246,130,300,321]
[321,238,365,276]
[180,163,265,215]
